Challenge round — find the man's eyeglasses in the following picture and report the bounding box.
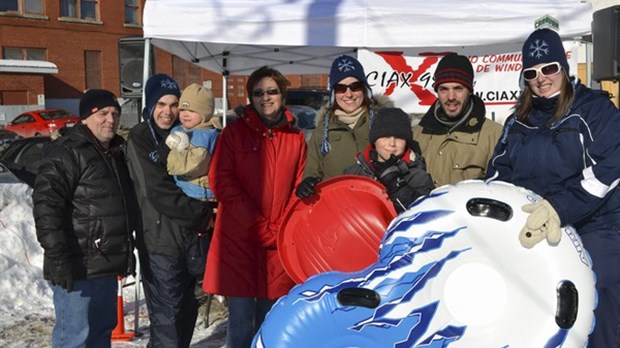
[333,81,364,94]
[252,88,280,98]
[523,62,562,81]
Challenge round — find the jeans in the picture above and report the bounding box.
[51,275,117,348]
[226,297,275,348]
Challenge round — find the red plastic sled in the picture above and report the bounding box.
[278,175,397,283]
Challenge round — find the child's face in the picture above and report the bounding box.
[179,109,203,129]
[375,136,407,162]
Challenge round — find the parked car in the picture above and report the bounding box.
[0,162,23,185]
[2,108,79,138]
[0,136,51,187]
[0,129,21,147]
[287,88,329,110]
[288,104,318,143]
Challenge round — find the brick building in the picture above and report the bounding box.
[0,0,328,124]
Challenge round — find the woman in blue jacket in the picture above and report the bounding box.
[486,28,620,347]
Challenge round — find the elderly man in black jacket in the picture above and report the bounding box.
[33,89,137,348]
[126,74,213,348]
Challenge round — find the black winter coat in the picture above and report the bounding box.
[126,120,212,258]
[33,124,137,280]
[344,144,435,213]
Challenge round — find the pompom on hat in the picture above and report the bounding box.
[369,107,413,146]
[522,28,569,76]
[144,73,181,118]
[179,83,215,122]
[433,53,474,92]
[79,89,121,119]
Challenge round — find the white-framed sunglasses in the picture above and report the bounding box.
[522,62,562,81]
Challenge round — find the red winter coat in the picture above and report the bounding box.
[203,106,306,300]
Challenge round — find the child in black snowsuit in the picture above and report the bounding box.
[345,107,435,213]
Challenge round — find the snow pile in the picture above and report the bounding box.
[0,182,227,347]
[0,183,53,324]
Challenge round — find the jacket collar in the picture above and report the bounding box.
[418,94,487,135]
[358,144,413,170]
[239,104,297,133]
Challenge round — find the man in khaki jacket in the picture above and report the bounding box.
[413,53,502,187]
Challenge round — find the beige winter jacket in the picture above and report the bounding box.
[413,95,502,187]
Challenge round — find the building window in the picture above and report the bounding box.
[85,51,101,90]
[0,1,18,11]
[60,0,97,20]
[124,0,139,25]
[24,0,42,14]
[3,47,46,60]
[0,0,43,14]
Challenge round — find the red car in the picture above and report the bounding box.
[3,108,79,138]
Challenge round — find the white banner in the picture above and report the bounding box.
[359,42,578,125]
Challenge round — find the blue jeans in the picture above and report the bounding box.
[51,275,117,348]
[226,297,275,348]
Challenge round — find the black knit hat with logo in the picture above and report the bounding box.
[369,107,412,145]
[144,73,181,119]
[79,89,121,119]
[433,53,474,92]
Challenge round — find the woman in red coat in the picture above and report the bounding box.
[203,66,307,348]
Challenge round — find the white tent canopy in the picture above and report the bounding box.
[142,0,593,111]
[144,0,592,75]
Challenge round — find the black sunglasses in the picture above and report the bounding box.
[523,62,562,81]
[333,81,364,94]
[252,88,280,98]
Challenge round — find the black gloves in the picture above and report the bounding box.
[50,258,74,292]
[377,157,407,195]
[296,176,321,199]
[379,170,405,194]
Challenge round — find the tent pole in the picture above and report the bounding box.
[222,74,228,128]
[141,38,151,122]
[585,41,592,88]
[222,52,229,127]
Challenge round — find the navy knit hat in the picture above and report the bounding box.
[522,28,569,76]
[328,55,368,92]
[433,53,474,91]
[144,73,181,118]
[320,55,374,156]
[369,108,412,145]
[79,89,121,119]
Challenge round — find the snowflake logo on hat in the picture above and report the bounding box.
[338,58,356,72]
[161,79,179,90]
[529,39,549,59]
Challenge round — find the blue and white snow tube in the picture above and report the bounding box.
[253,180,597,348]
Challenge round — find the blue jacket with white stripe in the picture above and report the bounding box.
[486,82,620,235]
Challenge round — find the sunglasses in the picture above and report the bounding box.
[252,88,280,98]
[523,62,562,81]
[333,81,364,94]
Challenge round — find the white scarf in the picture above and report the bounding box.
[334,107,365,129]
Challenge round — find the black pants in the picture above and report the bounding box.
[139,232,208,348]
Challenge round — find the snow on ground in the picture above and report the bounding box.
[0,183,227,347]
